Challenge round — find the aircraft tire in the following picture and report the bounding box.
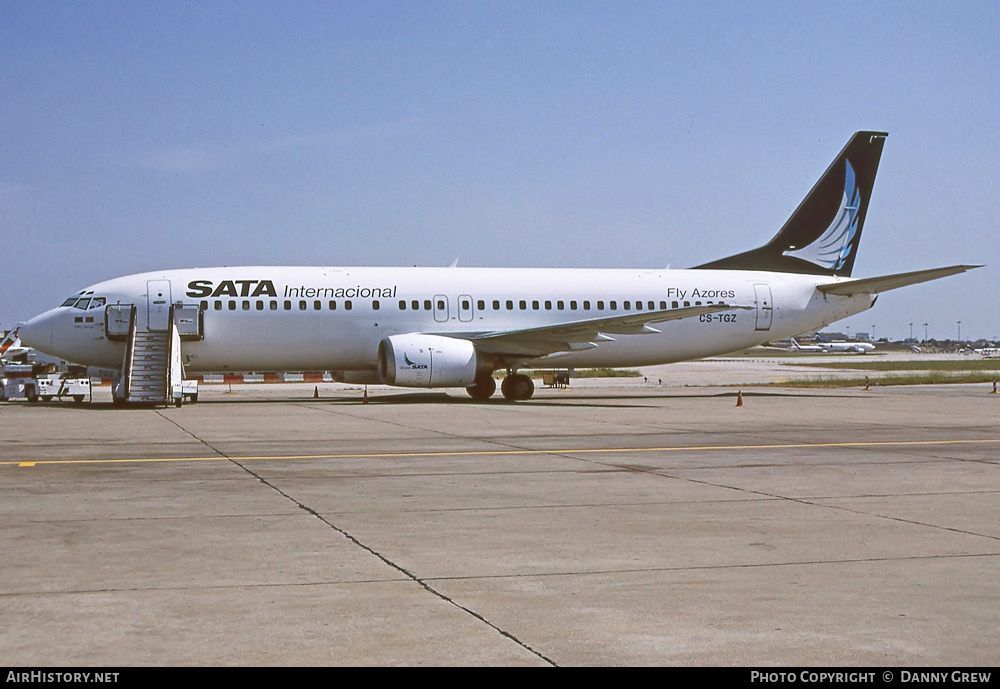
[466,374,496,400]
[501,373,534,401]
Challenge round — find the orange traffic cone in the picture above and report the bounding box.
[736,391,743,407]
[314,386,319,399]
[363,386,369,404]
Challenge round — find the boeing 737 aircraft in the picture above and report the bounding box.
[18,131,979,403]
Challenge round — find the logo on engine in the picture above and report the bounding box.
[403,353,427,369]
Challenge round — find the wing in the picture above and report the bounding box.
[451,303,751,358]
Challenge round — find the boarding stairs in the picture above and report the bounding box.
[127,331,171,403]
[107,303,201,406]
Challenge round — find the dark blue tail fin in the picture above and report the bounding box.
[695,131,888,277]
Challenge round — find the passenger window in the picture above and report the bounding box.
[200,300,208,311]
[399,300,406,310]
[583,300,591,310]
[372,300,380,310]
[532,300,539,310]
[610,301,617,310]
[557,301,564,310]
[462,299,470,309]
[214,300,222,310]
[672,301,678,309]
[412,300,420,310]
[597,300,605,310]
[256,301,264,310]
[477,299,485,310]
[345,300,353,310]
[270,301,278,310]
[570,300,577,310]
[684,301,690,307]
[506,300,513,310]
[229,301,236,311]
[329,300,337,310]
[424,300,432,310]
[544,300,552,310]
[492,300,500,310]
[624,301,631,310]
[659,301,666,309]
[284,300,291,310]
[315,300,322,310]
[519,300,526,310]
[299,300,307,310]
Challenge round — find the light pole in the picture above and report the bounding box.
[923,323,928,341]
[872,324,876,342]
[909,320,913,341]
[957,320,962,342]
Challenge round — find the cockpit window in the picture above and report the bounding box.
[65,296,107,310]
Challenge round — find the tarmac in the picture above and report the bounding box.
[2,357,999,666]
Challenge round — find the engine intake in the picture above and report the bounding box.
[377,333,479,388]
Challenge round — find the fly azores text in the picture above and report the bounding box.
[666,287,736,300]
[186,280,397,300]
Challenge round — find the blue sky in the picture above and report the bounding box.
[3,1,998,340]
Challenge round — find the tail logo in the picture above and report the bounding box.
[783,160,861,271]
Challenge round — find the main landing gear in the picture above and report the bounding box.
[465,372,535,401]
[465,373,496,400]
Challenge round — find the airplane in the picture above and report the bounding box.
[17,131,980,404]
[0,329,29,361]
[789,337,876,354]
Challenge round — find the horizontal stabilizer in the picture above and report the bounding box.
[817,265,982,296]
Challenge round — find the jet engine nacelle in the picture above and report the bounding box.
[377,333,478,388]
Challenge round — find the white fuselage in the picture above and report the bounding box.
[19,265,873,377]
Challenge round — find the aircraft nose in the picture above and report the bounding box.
[18,309,59,352]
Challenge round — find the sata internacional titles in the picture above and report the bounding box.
[185,279,397,300]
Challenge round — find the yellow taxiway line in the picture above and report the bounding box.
[5,438,999,468]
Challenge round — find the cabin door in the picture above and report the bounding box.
[146,280,172,331]
[753,283,773,331]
